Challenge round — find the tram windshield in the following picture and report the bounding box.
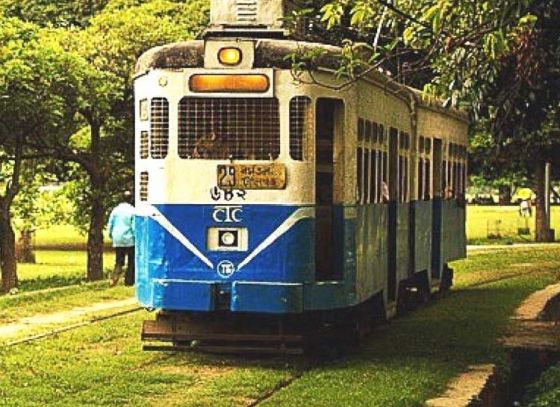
[178,97,280,160]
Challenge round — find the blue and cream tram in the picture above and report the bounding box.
[135,0,468,352]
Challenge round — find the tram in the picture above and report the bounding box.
[134,0,468,353]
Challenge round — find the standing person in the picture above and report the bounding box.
[108,191,135,286]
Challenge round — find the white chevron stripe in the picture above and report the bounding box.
[147,206,214,269]
[237,207,315,271]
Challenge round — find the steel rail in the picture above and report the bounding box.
[2,306,143,348]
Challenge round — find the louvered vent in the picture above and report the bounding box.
[140,131,149,159]
[236,0,258,23]
[289,96,312,161]
[139,172,149,202]
[150,98,169,159]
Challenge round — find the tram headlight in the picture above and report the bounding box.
[219,230,238,247]
[218,47,242,66]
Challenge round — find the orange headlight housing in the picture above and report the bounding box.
[189,74,270,93]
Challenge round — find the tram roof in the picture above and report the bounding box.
[135,39,468,122]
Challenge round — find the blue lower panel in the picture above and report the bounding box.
[232,282,303,313]
[304,281,353,311]
[150,280,215,311]
[139,279,304,313]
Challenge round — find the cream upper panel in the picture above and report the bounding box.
[134,69,357,205]
[416,107,469,145]
[356,80,412,135]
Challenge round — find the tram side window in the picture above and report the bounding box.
[357,147,364,204]
[358,118,365,141]
[463,162,468,196]
[399,156,409,203]
[424,159,431,200]
[418,158,424,200]
[289,96,312,161]
[178,98,280,160]
[454,162,460,199]
[150,98,169,159]
[370,150,377,203]
[442,160,448,199]
[382,151,388,202]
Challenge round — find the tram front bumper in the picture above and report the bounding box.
[145,279,304,314]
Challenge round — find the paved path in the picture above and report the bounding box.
[0,297,136,341]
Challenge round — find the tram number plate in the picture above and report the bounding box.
[217,164,287,190]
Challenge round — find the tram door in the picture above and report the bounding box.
[387,128,399,301]
[431,138,443,279]
[315,98,344,281]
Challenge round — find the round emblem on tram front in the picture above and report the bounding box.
[217,260,236,278]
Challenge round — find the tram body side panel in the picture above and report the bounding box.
[416,108,469,273]
[441,200,466,263]
[413,200,433,273]
[353,79,413,306]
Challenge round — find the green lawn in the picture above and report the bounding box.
[2,247,559,406]
[262,247,560,406]
[17,250,115,292]
[33,225,111,250]
[467,205,560,244]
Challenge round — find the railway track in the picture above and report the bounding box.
[3,266,548,353]
[2,306,143,348]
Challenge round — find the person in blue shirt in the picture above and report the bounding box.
[108,191,135,286]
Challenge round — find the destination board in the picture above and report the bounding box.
[217,164,287,190]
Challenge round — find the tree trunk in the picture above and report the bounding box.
[535,161,553,242]
[16,229,36,264]
[87,174,105,281]
[498,185,512,205]
[86,120,106,281]
[0,210,18,293]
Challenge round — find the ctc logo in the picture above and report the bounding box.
[212,205,243,223]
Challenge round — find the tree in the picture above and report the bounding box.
[29,0,209,281]
[308,0,560,241]
[0,17,84,292]
[0,0,110,28]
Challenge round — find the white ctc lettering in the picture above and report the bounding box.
[212,205,243,223]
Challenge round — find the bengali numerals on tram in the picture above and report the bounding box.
[217,164,287,190]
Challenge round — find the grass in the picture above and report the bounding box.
[260,247,560,406]
[522,364,560,407]
[467,205,560,244]
[0,311,299,407]
[2,247,560,406]
[17,250,115,292]
[33,225,86,250]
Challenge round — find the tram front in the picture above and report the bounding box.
[134,37,325,316]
